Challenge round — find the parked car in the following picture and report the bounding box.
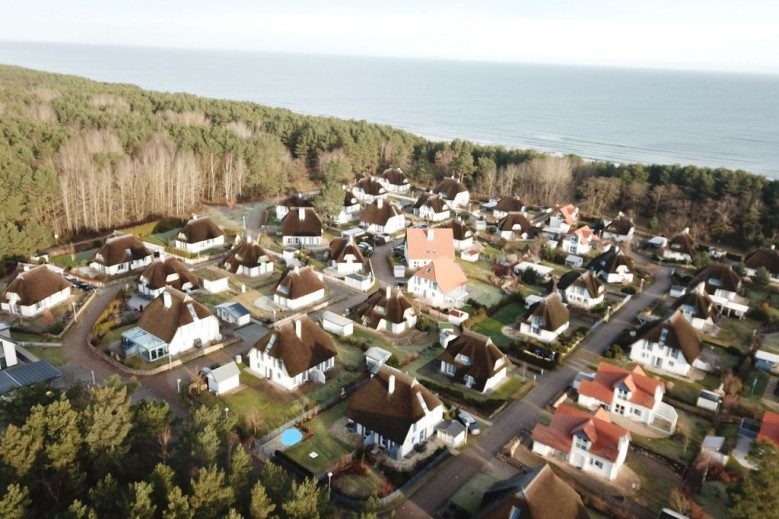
[358,242,374,256]
[457,410,481,435]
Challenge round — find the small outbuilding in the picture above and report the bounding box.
[436,419,467,448]
[364,346,392,372]
[203,362,241,395]
[214,302,252,327]
[322,311,354,337]
[565,254,584,269]
[697,389,723,412]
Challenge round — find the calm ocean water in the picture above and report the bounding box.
[1,41,778,178]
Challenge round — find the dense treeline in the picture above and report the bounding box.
[0,378,336,519]
[0,65,776,262]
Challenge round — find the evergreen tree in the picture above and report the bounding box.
[730,440,779,519]
[282,478,324,519]
[189,465,235,519]
[0,483,30,519]
[249,482,276,519]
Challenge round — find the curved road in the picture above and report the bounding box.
[398,258,672,518]
[59,283,254,417]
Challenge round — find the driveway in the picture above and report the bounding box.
[400,261,672,517]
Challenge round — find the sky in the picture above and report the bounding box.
[1,0,778,74]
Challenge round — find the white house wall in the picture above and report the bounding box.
[274,288,325,310]
[629,340,692,376]
[168,315,220,357]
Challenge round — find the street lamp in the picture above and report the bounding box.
[176,378,182,394]
[91,370,96,386]
[224,407,230,419]
[327,471,333,497]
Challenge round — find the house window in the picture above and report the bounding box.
[632,408,642,416]
[589,458,604,469]
[616,389,628,400]
[574,436,589,450]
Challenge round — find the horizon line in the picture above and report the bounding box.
[2,38,778,78]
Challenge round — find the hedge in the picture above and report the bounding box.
[421,378,506,415]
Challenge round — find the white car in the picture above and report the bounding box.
[457,410,481,435]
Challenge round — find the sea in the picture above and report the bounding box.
[1,41,778,179]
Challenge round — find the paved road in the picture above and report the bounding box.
[58,281,265,418]
[399,260,672,518]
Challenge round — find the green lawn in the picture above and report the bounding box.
[24,346,67,366]
[456,258,493,283]
[10,331,58,343]
[696,481,732,519]
[333,340,365,371]
[627,450,680,515]
[470,302,523,348]
[284,400,354,476]
[450,471,497,514]
[102,324,136,346]
[333,471,383,499]
[467,279,504,308]
[488,374,530,401]
[631,409,712,465]
[741,369,769,401]
[704,318,761,352]
[50,248,98,268]
[200,370,305,435]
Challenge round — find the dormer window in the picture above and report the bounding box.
[574,435,590,450]
[454,353,471,366]
[616,388,629,400]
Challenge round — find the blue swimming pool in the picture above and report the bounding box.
[280,428,303,447]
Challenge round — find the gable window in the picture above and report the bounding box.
[589,458,604,469]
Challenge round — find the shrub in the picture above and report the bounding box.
[153,217,187,233]
[620,286,637,295]
[604,344,623,359]
[387,354,399,367]
[48,322,64,335]
[747,306,770,322]
[416,316,431,332]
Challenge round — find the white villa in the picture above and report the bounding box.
[1,264,71,317]
[223,238,274,277]
[248,316,337,391]
[672,285,717,331]
[275,194,313,222]
[273,266,326,310]
[329,237,366,275]
[628,310,704,377]
[687,263,749,318]
[744,246,779,284]
[355,286,417,334]
[602,212,635,243]
[336,189,362,224]
[346,365,444,460]
[353,176,388,203]
[433,177,470,209]
[408,256,469,308]
[90,233,153,276]
[171,216,225,254]
[563,226,599,255]
[519,293,570,343]
[532,405,631,481]
[492,196,524,220]
[138,258,199,298]
[414,193,450,222]
[378,167,411,194]
[437,220,474,251]
[438,330,509,393]
[496,212,534,241]
[405,227,455,269]
[281,207,323,247]
[588,246,634,284]
[122,288,220,362]
[360,198,406,234]
[556,269,605,310]
[577,363,678,433]
[660,228,696,263]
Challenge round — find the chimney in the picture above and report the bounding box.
[163,290,172,309]
[295,319,302,340]
[377,198,383,209]
[298,207,305,220]
[294,265,300,275]
[388,374,395,395]
[428,229,435,241]
[682,227,690,234]
[386,285,391,300]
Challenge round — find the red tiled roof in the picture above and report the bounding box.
[758,410,779,448]
[579,363,664,409]
[532,405,629,462]
[406,227,455,262]
[412,256,467,294]
[553,204,578,225]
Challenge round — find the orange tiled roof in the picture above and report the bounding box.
[413,256,467,294]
